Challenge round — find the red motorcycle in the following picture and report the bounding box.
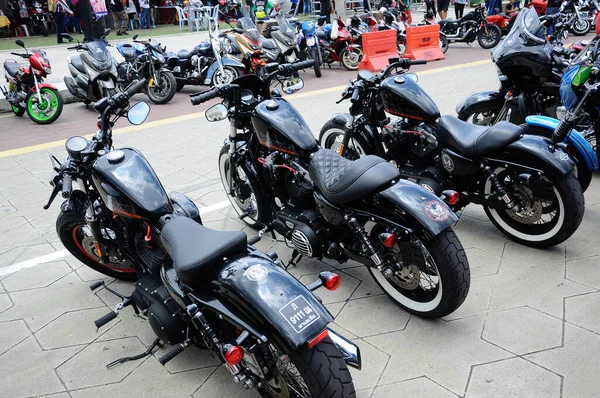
[1,39,63,124]
[527,0,547,15]
[486,11,519,35]
[317,17,363,70]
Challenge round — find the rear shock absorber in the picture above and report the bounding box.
[345,216,384,269]
[481,164,520,212]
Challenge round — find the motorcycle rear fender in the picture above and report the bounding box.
[525,115,599,171]
[205,58,245,84]
[29,82,58,93]
[213,255,334,354]
[455,90,503,119]
[487,135,575,176]
[351,180,458,237]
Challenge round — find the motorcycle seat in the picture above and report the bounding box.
[70,55,86,74]
[309,149,400,204]
[436,115,523,157]
[177,49,193,59]
[3,61,20,77]
[161,216,248,285]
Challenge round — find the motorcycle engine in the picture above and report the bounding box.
[273,207,328,258]
[190,55,203,78]
[461,21,479,39]
[132,275,187,345]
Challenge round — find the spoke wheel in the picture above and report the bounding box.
[319,122,368,160]
[460,109,498,125]
[340,47,363,70]
[212,65,240,86]
[147,71,177,104]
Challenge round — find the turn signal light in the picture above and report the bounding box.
[224,345,244,365]
[324,273,341,291]
[308,329,329,349]
[446,191,460,205]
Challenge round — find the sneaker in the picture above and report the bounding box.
[152,25,156,28]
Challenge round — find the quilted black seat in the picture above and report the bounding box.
[436,115,523,157]
[309,149,400,204]
[4,62,20,77]
[177,49,193,59]
[160,216,247,285]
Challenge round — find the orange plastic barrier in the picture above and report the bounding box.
[358,30,399,72]
[404,24,445,62]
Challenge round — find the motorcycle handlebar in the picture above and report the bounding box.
[10,52,22,57]
[279,59,315,75]
[61,174,72,198]
[190,84,236,105]
[351,86,361,103]
[125,79,148,98]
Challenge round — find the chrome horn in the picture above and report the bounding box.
[328,329,362,370]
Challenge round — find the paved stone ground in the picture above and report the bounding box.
[1,61,600,398]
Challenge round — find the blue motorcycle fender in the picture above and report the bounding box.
[375,180,459,236]
[496,135,576,176]
[214,256,334,354]
[204,58,245,85]
[525,115,599,171]
[456,90,504,120]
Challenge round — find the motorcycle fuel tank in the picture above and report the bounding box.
[92,148,173,219]
[251,98,318,155]
[379,75,440,122]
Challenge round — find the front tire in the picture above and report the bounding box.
[310,46,322,78]
[260,336,355,398]
[57,208,137,281]
[457,106,502,125]
[218,144,272,229]
[477,24,502,49]
[211,65,242,86]
[440,34,449,53]
[147,71,177,104]
[319,119,370,160]
[369,228,470,318]
[571,18,591,36]
[483,170,585,248]
[26,87,63,125]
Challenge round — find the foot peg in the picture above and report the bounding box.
[159,341,188,365]
[94,310,118,328]
[90,280,140,329]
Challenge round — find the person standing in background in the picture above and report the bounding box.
[453,0,465,18]
[49,0,73,43]
[318,0,331,25]
[303,0,311,14]
[125,0,136,29]
[70,0,82,33]
[109,0,129,34]
[545,0,561,34]
[437,0,449,20]
[150,0,159,28]
[139,0,150,28]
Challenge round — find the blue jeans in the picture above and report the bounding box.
[140,8,151,28]
[303,0,312,14]
[546,6,560,35]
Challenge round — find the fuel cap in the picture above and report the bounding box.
[265,100,279,110]
[394,76,406,84]
[107,150,125,164]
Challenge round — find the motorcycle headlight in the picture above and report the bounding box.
[43,66,52,74]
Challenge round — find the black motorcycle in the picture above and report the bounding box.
[191,60,471,319]
[43,80,360,398]
[438,4,502,49]
[116,36,177,105]
[561,0,592,36]
[320,58,585,248]
[456,8,597,191]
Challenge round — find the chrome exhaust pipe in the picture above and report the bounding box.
[328,329,362,370]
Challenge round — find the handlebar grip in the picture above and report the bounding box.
[351,86,361,103]
[190,86,225,105]
[125,79,148,98]
[94,311,118,328]
[409,59,427,65]
[158,344,185,365]
[66,46,77,50]
[62,174,72,198]
[10,52,21,56]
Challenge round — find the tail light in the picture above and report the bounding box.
[379,233,397,248]
[443,190,460,205]
[324,273,341,291]
[307,329,329,349]
[224,345,244,365]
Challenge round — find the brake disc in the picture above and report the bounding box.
[507,184,542,224]
[392,264,421,290]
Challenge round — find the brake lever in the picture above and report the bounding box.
[43,176,61,210]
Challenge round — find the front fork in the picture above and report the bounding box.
[339,115,355,156]
[227,119,237,197]
[33,73,42,104]
[79,178,109,263]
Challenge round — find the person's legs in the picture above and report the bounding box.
[117,10,129,34]
[55,11,65,42]
[141,8,150,28]
[151,7,159,27]
[456,3,464,18]
[545,6,559,35]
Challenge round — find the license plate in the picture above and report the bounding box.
[279,295,320,334]
[306,37,316,46]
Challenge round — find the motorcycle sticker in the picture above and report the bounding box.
[424,200,450,222]
[279,295,321,334]
[244,264,269,282]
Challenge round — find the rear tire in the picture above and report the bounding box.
[57,209,137,281]
[340,47,363,71]
[483,171,585,248]
[176,80,185,91]
[260,336,355,398]
[369,228,470,318]
[477,24,502,49]
[11,104,25,117]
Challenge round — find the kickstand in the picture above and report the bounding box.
[286,249,303,269]
[106,338,163,369]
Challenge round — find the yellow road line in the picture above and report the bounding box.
[0,114,14,119]
[0,58,494,159]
